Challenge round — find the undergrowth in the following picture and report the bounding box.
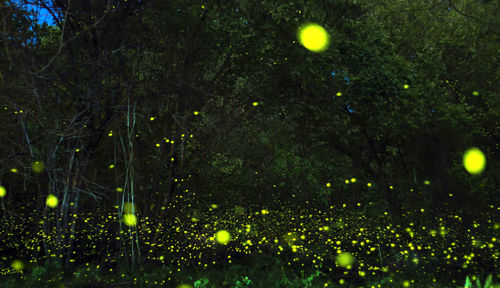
[1,254,497,288]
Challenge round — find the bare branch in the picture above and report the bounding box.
[35,0,113,75]
[447,0,484,23]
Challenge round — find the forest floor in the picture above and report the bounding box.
[0,200,497,287]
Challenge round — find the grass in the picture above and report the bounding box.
[1,255,495,288]
[0,194,498,287]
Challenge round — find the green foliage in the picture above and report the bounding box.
[194,277,210,288]
[465,274,494,288]
[233,276,252,288]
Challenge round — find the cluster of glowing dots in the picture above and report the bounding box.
[463,147,486,175]
[297,23,329,53]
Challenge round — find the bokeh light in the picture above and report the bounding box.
[11,259,24,271]
[123,202,136,214]
[463,147,486,175]
[298,23,329,52]
[123,213,137,226]
[31,161,45,173]
[336,252,355,267]
[46,194,59,208]
[215,230,231,244]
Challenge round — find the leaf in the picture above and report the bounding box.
[386,146,398,157]
[369,162,378,171]
[484,274,493,288]
[465,276,472,288]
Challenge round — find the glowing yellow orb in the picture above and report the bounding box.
[46,194,59,208]
[11,260,24,271]
[32,161,45,173]
[215,230,231,244]
[298,23,329,52]
[123,202,136,214]
[336,252,355,267]
[463,147,486,175]
[123,214,137,226]
[0,186,6,198]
